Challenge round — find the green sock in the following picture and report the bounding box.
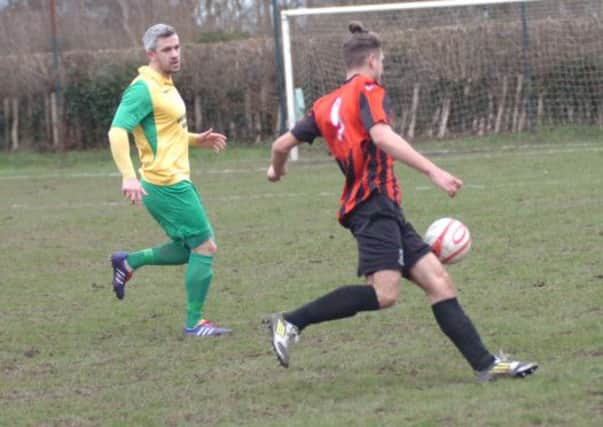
[185,253,214,329]
[126,241,190,270]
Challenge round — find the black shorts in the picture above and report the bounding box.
[342,193,431,278]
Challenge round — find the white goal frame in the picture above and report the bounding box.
[279,0,540,160]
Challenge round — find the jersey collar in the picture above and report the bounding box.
[138,65,174,87]
[344,73,379,86]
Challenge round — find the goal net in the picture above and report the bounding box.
[280,0,603,144]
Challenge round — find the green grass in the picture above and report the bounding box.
[1,129,602,426]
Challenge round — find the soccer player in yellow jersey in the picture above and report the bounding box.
[108,23,231,336]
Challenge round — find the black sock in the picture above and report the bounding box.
[432,298,495,371]
[284,285,380,332]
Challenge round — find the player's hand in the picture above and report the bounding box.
[121,177,147,205]
[197,128,227,152]
[267,165,285,182]
[428,168,463,198]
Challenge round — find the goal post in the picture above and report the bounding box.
[280,12,298,160]
[278,0,603,159]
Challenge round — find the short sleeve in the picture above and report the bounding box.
[290,111,321,144]
[111,80,153,132]
[359,84,392,133]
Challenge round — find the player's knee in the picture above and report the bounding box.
[426,267,456,301]
[437,267,454,289]
[433,265,450,283]
[377,288,399,308]
[371,272,401,308]
[192,239,217,255]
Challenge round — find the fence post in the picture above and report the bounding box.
[51,92,60,149]
[194,94,202,130]
[3,98,9,151]
[11,98,19,151]
[50,0,63,149]
[520,1,537,133]
[272,0,287,136]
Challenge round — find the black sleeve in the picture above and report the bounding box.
[382,93,393,122]
[360,91,393,133]
[290,111,321,144]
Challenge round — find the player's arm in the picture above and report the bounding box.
[268,112,320,182]
[108,127,136,180]
[109,80,151,204]
[361,87,462,197]
[189,128,227,152]
[268,132,301,182]
[108,127,147,205]
[370,124,462,197]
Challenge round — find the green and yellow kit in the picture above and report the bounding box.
[110,65,213,246]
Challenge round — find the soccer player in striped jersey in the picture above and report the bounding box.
[265,22,537,380]
[108,24,230,337]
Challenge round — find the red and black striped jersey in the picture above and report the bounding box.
[291,74,401,222]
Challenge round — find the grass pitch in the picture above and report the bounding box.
[1,128,602,426]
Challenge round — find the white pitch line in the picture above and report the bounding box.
[0,171,121,180]
[1,192,338,211]
[7,171,601,211]
[0,142,600,181]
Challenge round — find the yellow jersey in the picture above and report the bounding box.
[111,66,191,185]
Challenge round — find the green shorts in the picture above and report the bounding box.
[141,179,214,249]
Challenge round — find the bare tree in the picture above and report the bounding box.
[116,0,139,47]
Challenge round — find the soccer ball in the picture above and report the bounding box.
[424,217,472,264]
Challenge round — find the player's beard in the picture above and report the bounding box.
[159,59,180,76]
[169,60,181,73]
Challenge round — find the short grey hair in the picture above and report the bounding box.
[142,23,176,52]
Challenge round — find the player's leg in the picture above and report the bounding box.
[111,242,190,300]
[265,281,382,367]
[267,276,383,367]
[366,269,401,308]
[265,194,397,367]
[182,238,230,336]
[397,216,494,373]
[409,253,496,370]
[127,242,191,268]
[270,195,399,332]
[409,250,537,380]
[279,284,382,333]
[111,180,192,299]
[178,184,230,337]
